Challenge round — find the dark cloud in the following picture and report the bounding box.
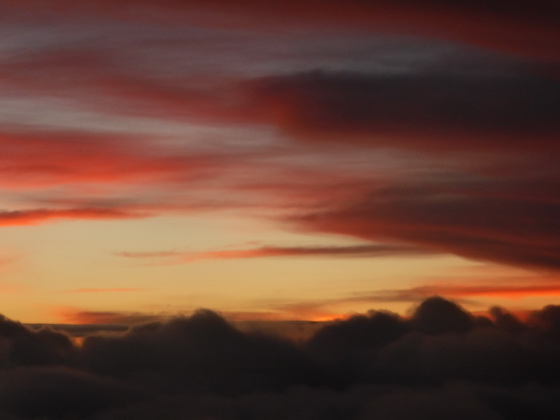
[0,367,144,419]
[361,383,503,420]
[78,310,319,394]
[2,298,560,418]
[294,173,560,271]
[410,296,475,334]
[247,68,559,152]
[0,315,76,367]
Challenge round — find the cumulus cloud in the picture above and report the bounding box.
[0,367,144,419]
[0,298,560,418]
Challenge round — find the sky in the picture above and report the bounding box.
[0,0,559,324]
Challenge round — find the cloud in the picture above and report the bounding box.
[240,277,560,323]
[0,314,76,367]
[115,243,435,264]
[293,173,560,271]
[78,310,318,394]
[0,130,235,190]
[413,282,560,300]
[410,296,475,334]
[8,0,559,60]
[56,309,165,326]
[331,276,560,304]
[0,367,145,419]
[245,68,559,153]
[0,207,146,227]
[2,298,560,418]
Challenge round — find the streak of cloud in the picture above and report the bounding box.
[115,243,436,264]
[0,208,147,227]
[6,0,558,60]
[293,173,560,271]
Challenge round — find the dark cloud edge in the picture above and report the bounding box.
[2,297,560,419]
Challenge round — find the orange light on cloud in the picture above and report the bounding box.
[54,306,165,325]
[430,283,560,300]
[0,208,146,227]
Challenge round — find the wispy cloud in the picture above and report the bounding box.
[115,243,435,264]
[8,0,558,60]
[55,308,165,325]
[0,208,147,227]
[294,172,560,271]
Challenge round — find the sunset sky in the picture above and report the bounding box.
[1,0,558,324]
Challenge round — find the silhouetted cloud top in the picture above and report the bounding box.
[1,298,560,418]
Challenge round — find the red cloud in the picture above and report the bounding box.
[0,131,229,189]
[0,208,145,227]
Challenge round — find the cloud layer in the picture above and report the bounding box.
[1,0,558,274]
[1,298,560,418]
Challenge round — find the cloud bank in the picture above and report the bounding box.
[1,297,560,418]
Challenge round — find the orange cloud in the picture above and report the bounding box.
[55,307,165,325]
[422,283,560,300]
